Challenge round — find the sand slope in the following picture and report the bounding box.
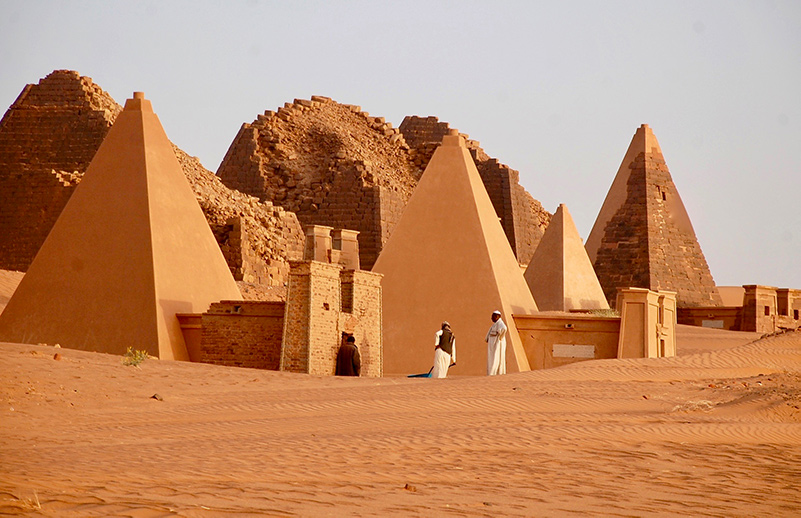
[1,328,800,516]
[0,270,23,315]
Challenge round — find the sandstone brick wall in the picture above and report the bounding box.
[742,285,779,334]
[174,147,304,287]
[0,70,305,291]
[0,70,120,271]
[280,259,382,377]
[280,260,312,372]
[679,285,799,333]
[398,116,551,264]
[281,261,341,374]
[0,170,81,271]
[341,269,383,377]
[593,165,653,304]
[217,97,421,270]
[777,289,801,325]
[187,256,383,376]
[0,70,119,171]
[198,301,285,369]
[593,151,722,308]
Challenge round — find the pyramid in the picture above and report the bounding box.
[585,124,722,308]
[0,92,241,359]
[0,70,121,272]
[524,204,609,311]
[372,132,538,376]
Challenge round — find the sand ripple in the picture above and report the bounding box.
[2,329,800,515]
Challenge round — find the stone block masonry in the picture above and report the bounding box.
[217,96,421,270]
[340,269,383,377]
[0,70,305,289]
[398,115,551,264]
[198,301,286,370]
[0,169,81,272]
[591,125,722,308]
[281,260,342,374]
[175,147,305,287]
[0,70,120,271]
[188,226,383,377]
[185,241,383,377]
[678,285,800,333]
[281,225,383,376]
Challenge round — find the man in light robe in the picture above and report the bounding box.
[485,310,507,375]
[431,321,456,378]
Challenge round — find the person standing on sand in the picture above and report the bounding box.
[485,310,507,376]
[336,335,361,376]
[432,321,456,378]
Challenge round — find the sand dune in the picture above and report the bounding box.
[1,327,800,516]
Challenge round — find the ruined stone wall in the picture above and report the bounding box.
[280,261,342,374]
[0,70,120,271]
[0,170,80,271]
[644,155,721,307]
[217,97,421,270]
[679,286,799,333]
[593,151,722,308]
[0,70,305,291]
[340,270,383,377]
[198,301,285,369]
[280,259,382,377]
[174,147,304,288]
[398,116,551,264]
[593,165,653,305]
[777,289,801,325]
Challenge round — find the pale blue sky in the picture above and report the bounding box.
[2,1,799,288]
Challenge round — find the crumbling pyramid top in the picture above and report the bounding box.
[586,124,722,307]
[0,70,305,285]
[0,69,120,173]
[216,96,422,270]
[373,132,538,376]
[0,92,241,359]
[524,204,609,311]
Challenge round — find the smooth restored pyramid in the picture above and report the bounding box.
[524,204,609,312]
[585,124,722,308]
[373,131,538,376]
[0,92,241,360]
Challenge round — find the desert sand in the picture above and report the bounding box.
[1,323,799,517]
[0,270,23,315]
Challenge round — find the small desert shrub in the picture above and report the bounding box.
[122,347,149,367]
[15,491,40,511]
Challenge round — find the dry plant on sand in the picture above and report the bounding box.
[122,347,149,367]
[8,490,41,511]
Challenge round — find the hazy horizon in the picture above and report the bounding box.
[2,1,799,289]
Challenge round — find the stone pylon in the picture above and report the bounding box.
[585,124,722,308]
[524,204,609,312]
[0,92,241,359]
[373,132,538,376]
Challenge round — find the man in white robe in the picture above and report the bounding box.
[432,321,456,378]
[485,310,507,375]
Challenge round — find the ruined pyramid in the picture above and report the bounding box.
[399,115,552,264]
[0,70,121,272]
[0,92,241,359]
[585,124,722,308]
[0,70,304,289]
[524,204,609,312]
[373,132,538,376]
[217,96,421,270]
